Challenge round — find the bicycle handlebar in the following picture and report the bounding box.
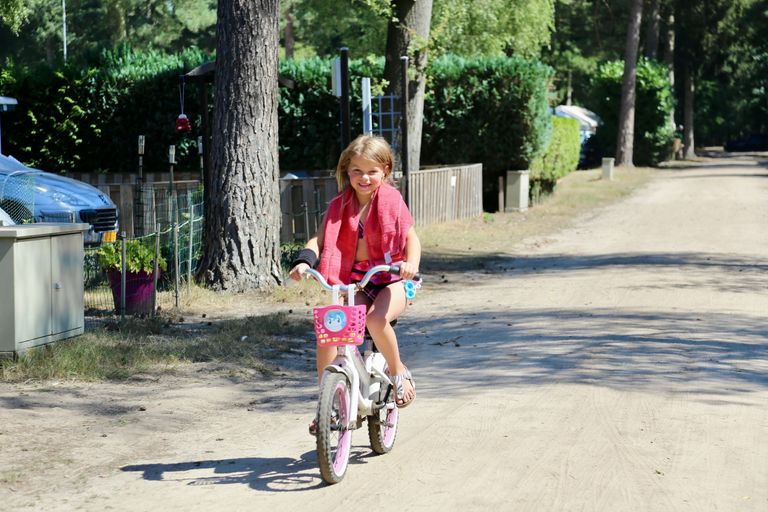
[303,265,420,292]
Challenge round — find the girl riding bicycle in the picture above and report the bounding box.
[289,135,420,427]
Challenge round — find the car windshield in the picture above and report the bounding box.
[0,154,34,173]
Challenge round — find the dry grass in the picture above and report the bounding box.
[419,166,654,270]
[0,311,310,382]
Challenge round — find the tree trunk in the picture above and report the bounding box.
[683,68,696,159]
[383,0,433,176]
[199,0,282,291]
[615,0,644,167]
[643,0,660,59]
[664,13,675,130]
[284,6,295,60]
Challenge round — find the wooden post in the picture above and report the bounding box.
[602,157,615,180]
[498,176,504,213]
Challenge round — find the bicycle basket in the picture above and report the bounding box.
[313,305,367,347]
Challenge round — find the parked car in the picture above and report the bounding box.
[0,154,118,245]
[554,105,603,168]
[724,133,768,152]
[0,204,14,225]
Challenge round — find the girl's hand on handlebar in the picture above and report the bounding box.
[289,263,309,281]
[398,261,419,280]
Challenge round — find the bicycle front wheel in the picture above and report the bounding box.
[316,373,352,484]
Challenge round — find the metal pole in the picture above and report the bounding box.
[168,145,176,201]
[302,201,310,242]
[136,135,145,237]
[187,190,193,292]
[400,56,410,206]
[173,221,180,309]
[197,136,204,186]
[340,47,351,149]
[152,223,160,317]
[362,77,372,135]
[120,232,126,320]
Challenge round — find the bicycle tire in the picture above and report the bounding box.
[367,401,398,454]
[316,372,352,484]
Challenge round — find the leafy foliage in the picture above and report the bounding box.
[1,0,216,66]
[431,0,555,58]
[97,238,168,274]
[586,58,675,166]
[1,50,555,181]
[0,46,210,174]
[421,54,554,174]
[3,63,101,172]
[529,115,581,183]
[0,0,27,33]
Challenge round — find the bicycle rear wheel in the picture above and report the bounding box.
[367,402,398,454]
[316,373,352,484]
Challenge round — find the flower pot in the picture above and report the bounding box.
[106,269,156,315]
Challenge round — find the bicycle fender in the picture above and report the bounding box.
[324,364,352,382]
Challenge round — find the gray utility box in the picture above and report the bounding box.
[505,170,529,212]
[0,223,89,356]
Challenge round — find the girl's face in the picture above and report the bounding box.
[347,155,389,203]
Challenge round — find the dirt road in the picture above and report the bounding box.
[2,153,767,511]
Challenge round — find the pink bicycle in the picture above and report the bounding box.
[303,264,418,484]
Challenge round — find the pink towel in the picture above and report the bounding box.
[318,183,413,284]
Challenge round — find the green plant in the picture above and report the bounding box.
[97,239,168,275]
[586,58,675,166]
[529,115,581,199]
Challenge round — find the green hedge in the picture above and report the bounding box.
[0,50,553,183]
[1,47,210,174]
[529,115,580,200]
[421,55,553,175]
[277,57,385,170]
[586,58,675,166]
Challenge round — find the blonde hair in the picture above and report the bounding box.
[335,135,394,190]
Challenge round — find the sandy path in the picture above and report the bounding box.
[1,154,767,511]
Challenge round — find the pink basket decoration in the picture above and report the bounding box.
[313,305,367,347]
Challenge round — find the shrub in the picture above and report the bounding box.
[586,58,675,166]
[421,55,553,175]
[529,115,581,200]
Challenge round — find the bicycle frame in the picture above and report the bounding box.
[304,266,395,428]
[306,264,414,484]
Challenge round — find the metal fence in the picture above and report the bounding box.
[0,171,35,223]
[84,189,204,317]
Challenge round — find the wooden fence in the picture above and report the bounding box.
[68,163,483,242]
[407,163,483,226]
[279,175,338,243]
[279,163,483,241]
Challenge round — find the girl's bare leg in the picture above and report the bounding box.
[362,282,415,404]
[316,346,337,385]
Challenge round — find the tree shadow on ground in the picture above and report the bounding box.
[400,307,768,402]
[404,249,768,401]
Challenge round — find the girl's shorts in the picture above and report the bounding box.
[350,261,401,302]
